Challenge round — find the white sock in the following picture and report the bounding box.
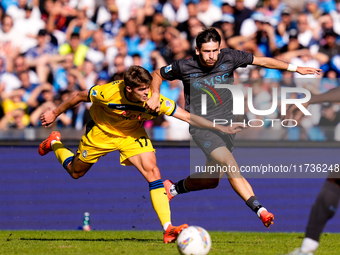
[163,222,171,231]
[51,140,57,147]
[257,207,267,218]
[301,237,319,253]
[169,184,178,196]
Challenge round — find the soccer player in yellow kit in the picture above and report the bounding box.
[38,66,243,243]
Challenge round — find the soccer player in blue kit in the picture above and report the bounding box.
[146,28,321,228]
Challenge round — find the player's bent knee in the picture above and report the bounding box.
[71,171,86,179]
[144,165,161,182]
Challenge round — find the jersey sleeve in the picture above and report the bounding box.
[158,94,177,116]
[88,84,107,105]
[160,60,183,81]
[230,49,254,69]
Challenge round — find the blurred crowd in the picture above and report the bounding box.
[0,0,340,141]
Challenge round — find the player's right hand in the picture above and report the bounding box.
[145,93,161,113]
[40,110,57,127]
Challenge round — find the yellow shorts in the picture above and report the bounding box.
[77,124,155,166]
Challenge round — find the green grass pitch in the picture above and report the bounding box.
[1,230,340,255]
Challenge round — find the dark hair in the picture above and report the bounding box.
[70,32,80,39]
[196,27,221,49]
[124,66,152,88]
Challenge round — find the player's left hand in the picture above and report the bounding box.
[40,109,57,127]
[296,67,322,75]
[220,123,247,134]
[285,102,310,123]
[145,93,161,113]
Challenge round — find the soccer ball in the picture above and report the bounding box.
[177,226,212,255]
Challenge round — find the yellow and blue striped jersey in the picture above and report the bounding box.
[88,80,177,136]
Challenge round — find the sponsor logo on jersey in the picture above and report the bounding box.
[91,90,97,96]
[164,65,172,73]
[82,150,87,158]
[203,73,230,86]
[190,73,199,77]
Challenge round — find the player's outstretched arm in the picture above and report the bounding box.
[40,90,90,127]
[252,56,322,75]
[286,87,340,122]
[172,107,245,134]
[145,69,164,113]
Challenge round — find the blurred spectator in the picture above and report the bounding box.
[73,0,96,19]
[43,0,76,45]
[186,17,205,52]
[101,4,122,40]
[162,0,189,27]
[197,0,222,27]
[213,14,235,41]
[0,108,29,130]
[318,29,340,60]
[124,18,140,56]
[277,7,297,46]
[162,29,190,64]
[239,11,263,37]
[59,32,89,67]
[237,12,276,56]
[297,13,314,48]
[305,0,321,31]
[117,40,133,67]
[318,0,337,14]
[87,29,111,71]
[318,103,340,127]
[111,54,127,80]
[1,55,40,99]
[233,0,252,36]
[16,70,41,109]
[92,0,115,26]
[132,24,156,72]
[53,53,75,92]
[13,2,45,54]
[132,53,143,66]
[1,89,28,115]
[330,0,340,35]
[0,15,21,58]
[25,29,59,83]
[176,2,198,40]
[83,60,98,89]
[107,40,132,77]
[221,1,234,15]
[319,69,339,93]
[315,13,335,40]
[65,7,98,46]
[5,0,41,22]
[279,30,304,55]
[64,68,86,91]
[263,0,286,27]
